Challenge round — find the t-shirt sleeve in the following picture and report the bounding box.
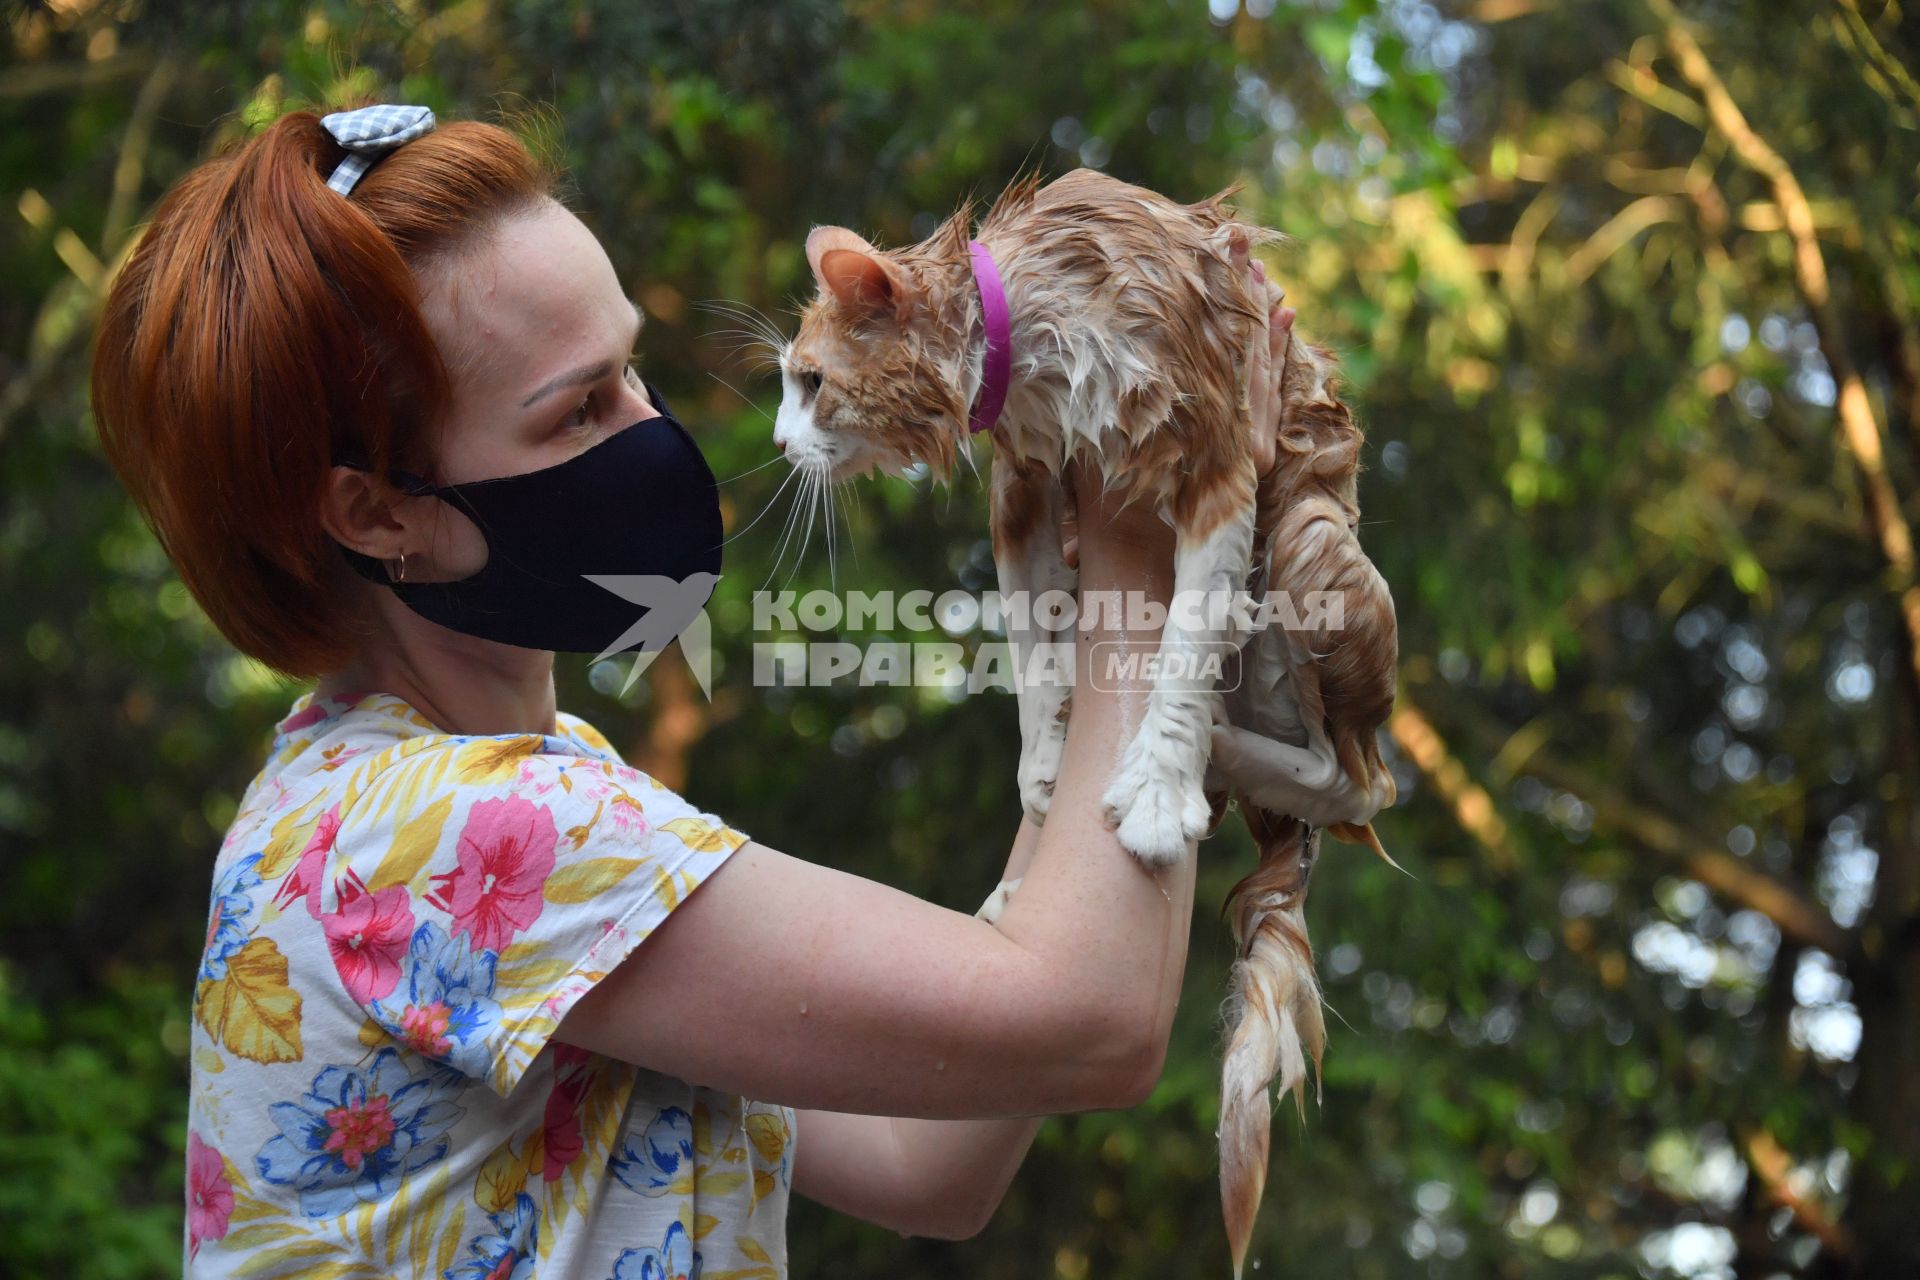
[317,735,749,1097]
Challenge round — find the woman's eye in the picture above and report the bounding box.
[561,395,592,431]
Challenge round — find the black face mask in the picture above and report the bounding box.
[342,384,722,658]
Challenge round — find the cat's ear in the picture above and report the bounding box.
[807,227,912,321]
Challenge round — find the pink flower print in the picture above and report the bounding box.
[579,769,649,840]
[279,702,331,734]
[541,1045,596,1182]
[429,797,557,953]
[400,1000,454,1058]
[272,804,341,918]
[323,1093,396,1171]
[514,757,577,799]
[322,869,414,1005]
[186,1132,233,1256]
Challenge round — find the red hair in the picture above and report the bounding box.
[90,108,555,676]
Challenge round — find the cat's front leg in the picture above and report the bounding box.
[1102,482,1256,866]
[991,456,1078,825]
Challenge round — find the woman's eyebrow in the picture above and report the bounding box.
[520,301,646,408]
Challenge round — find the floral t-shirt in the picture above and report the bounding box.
[184,689,792,1280]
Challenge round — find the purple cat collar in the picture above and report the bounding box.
[967,239,1011,435]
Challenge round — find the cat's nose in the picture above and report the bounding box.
[774,437,788,453]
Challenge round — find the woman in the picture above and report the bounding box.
[91,102,1295,1278]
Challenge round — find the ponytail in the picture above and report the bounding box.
[91,107,552,675]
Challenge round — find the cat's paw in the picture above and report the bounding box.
[975,877,1024,925]
[1016,721,1067,826]
[1102,749,1201,867]
[1019,776,1055,826]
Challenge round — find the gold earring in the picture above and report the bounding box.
[391,550,409,584]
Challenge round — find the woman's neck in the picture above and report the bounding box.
[317,594,560,738]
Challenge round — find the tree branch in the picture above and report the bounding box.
[1741,1127,1853,1258]
[1424,685,1851,956]
[1649,0,1920,716]
[1388,697,1521,873]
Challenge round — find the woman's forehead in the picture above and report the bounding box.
[424,202,629,375]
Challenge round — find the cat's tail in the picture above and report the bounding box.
[1219,809,1323,1279]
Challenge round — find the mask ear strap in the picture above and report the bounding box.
[387,469,439,498]
[331,462,442,587]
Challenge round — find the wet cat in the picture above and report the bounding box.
[773,168,1272,866]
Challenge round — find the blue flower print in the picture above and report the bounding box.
[444,1191,537,1280]
[255,1046,464,1218]
[200,852,263,981]
[608,1106,694,1196]
[370,920,503,1077]
[610,1221,701,1280]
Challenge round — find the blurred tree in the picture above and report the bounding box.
[1,1,1915,1277]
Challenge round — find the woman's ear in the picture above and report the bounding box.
[321,466,490,584]
[320,465,410,564]
[806,226,914,322]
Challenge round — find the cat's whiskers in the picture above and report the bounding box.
[706,370,775,426]
[721,460,801,549]
[833,477,860,573]
[784,468,824,590]
[697,301,792,362]
[714,453,786,487]
[761,468,811,590]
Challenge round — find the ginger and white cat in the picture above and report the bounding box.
[774,169,1273,866]
[771,168,1399,1273]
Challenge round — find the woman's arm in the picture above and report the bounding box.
[554,465,1195,1120]
[787,816,1045,1240]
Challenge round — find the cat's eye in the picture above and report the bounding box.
[802,370,824,398]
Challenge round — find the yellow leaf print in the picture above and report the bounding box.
[367,791,452,892]
[754,1169,775,1202]
[660,816,748,854]
[702,1171,748,1196]
[693,1101,714,1156]
[494,955,580,991]
[652,867,680,912]
[475,1135,530,1213]
[692,1213,720,1241]
[194,1048,224,1074]
[543,857,648,904]
[521,1126,546,1180]
[738,1237,774,1264]
[434,1204,467,1278]
[564,717,619,757]
[222,1222,309,1250]
[231,1236,342,1278]
[255,799,323,881]
[195,937,303,1064]
[455,736,542,782]
[745,1111,790,1163]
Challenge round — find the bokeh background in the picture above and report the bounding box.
[5,0,1918,1276]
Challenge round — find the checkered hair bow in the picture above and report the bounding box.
[319,104,437,196]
